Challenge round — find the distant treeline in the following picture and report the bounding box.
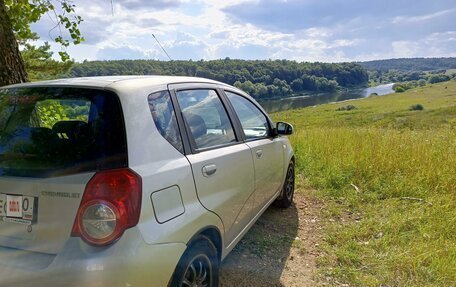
[368,69,455,86]
[391,72,455,93]
[68,59,368,99]
[358,57,456,72]
[364,57,456,87]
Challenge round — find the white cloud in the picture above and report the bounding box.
[198,0,256,9]
[392,9,455,24]
[29,0,456,62]
[304,27,333,38]
[391,41,419,58]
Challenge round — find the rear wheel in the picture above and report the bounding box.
[169,236,219,287]
[275,161,295,208]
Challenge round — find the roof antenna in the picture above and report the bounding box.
[152,34,172,61]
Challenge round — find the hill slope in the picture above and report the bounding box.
[359,57,456,72]
[274,81,456,286]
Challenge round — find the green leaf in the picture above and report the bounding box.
[6,0,84,63]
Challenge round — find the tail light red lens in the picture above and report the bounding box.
[71,168,142,246]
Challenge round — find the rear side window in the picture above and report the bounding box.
[175,89,236,150]
[225,91,270,140]
[148,91,183,153]
[0,87,127,178]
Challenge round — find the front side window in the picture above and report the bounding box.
[175,89,236,150]
[225,91,270,140]
[148,91,183,153]
[0,87,127,178]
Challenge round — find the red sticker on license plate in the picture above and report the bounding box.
[6,195,22,217]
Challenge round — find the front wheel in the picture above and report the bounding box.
[169,236,219,287]
[275,161,295,208]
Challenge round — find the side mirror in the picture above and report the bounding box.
[276,122,294,135]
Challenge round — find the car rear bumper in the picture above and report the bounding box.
[0,227,186,287]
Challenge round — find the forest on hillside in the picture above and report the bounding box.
[68,59,368,99]
[362,58,456,88]
[20,43,455,100]
[358,57,456,72]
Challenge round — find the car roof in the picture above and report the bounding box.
[0,75,259,112]
[2,75,228,91]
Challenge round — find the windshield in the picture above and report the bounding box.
[0,87,127,178]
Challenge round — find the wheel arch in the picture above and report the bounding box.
[187,226,223,262]
[290,155,295,164]
[168,226,222,287]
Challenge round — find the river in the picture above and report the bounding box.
[258,83,395,113]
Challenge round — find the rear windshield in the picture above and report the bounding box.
[0,87,127,178]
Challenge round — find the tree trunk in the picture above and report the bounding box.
[0,0,28,87]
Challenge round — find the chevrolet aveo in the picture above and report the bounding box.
[0,76,295,287]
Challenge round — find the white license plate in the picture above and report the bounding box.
[0,193,38,224]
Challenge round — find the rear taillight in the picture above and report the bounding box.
[71,168,142,246]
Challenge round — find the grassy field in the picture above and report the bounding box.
[273,81,456,286]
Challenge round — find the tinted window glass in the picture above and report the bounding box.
[148,91,183,153]
[176,89,236,150]
[0,87,127,178]
[225,91,270,140]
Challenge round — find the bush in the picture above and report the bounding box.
[394,85,406,93]
[336,104,357,111]
[428,74,450,84]
[409,104,424,111]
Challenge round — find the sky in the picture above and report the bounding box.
[31,0,456,63]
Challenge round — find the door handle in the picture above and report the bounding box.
[202,164,217,177]
[255,149,263,158]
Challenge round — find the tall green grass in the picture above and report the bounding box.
[273,81,456,286]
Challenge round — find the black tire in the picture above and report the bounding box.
[275,161,295,208]
[169,236,219,287]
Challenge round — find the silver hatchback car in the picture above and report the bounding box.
[0,76,295,287]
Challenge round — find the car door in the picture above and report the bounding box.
[224,91,285,209]
[170,84,255,245]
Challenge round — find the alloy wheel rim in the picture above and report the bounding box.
[285,166,294,200]
[181,254,212,287]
